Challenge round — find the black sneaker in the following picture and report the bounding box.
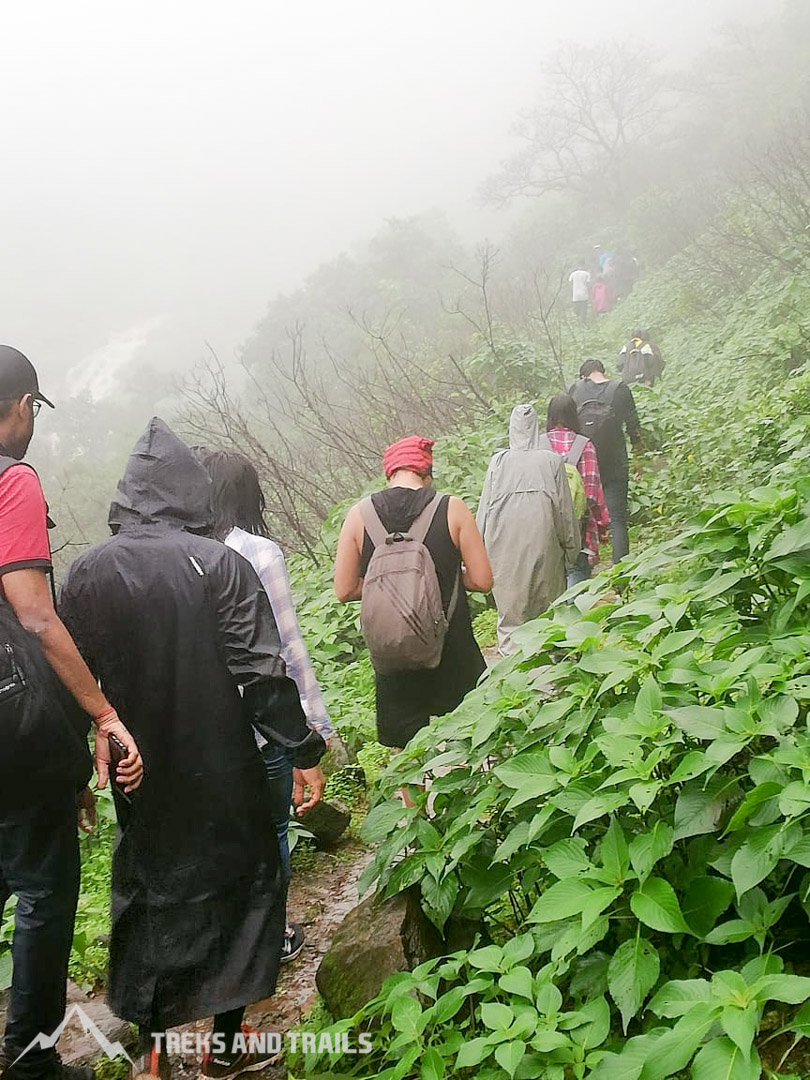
[279,922,305,965]
[199,1048,278,1080]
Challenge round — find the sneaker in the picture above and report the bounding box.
[279,922,305,965]
[199,1047,277,1080]
[131,1047,171,1080]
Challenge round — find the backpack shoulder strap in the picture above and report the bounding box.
[359,496,389,548]
[408,491,444,544]
[567,434,588,468]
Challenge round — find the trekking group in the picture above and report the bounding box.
[0,343,642,1080]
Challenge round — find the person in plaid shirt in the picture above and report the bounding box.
[544,394,610,586]
[202,450,332,966]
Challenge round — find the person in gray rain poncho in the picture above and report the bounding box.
[476,404,580,653]
[59,419,326,1080]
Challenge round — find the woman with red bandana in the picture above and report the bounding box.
[334,435,492,750]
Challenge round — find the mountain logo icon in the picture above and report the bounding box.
[11,1004,133,1067]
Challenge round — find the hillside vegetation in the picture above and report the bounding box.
[7,5,810,1079]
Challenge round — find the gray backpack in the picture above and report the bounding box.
[360,493,459,674]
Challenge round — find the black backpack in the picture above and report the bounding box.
[576,381,620,452]
[0,460,92,805]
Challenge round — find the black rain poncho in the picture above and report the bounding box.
[60,418,324,1029]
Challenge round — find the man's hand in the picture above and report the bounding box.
[94,710,144,792]
[76,787,96,834]
[292,766,325,815]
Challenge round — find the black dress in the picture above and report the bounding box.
[360,487,486,748]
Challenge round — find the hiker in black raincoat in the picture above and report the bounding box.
[60,418,325,1078]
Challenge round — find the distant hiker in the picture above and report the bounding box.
[568,266,591,321]
[334,435,491,752]
[590,277,612,315]
[0,346,143,1080]
[476,405,580,653]
[618,330,664,387]
[60,419,326,1080]
[202,449,331,968]
[569,360,643,563]
[542,393,610,586]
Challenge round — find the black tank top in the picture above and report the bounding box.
[359,486,486,748]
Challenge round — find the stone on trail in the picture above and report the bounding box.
[301,799,352,849]
[316,888,442,1018]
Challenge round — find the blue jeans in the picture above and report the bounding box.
[602,471,629,563]
[567,550,592,589]
[261,741,294,889]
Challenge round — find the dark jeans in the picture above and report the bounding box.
[260,741,294,891]
[602,471,630,563]
[566,550,592,588]
[0,786,80,1077]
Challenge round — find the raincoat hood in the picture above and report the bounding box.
[509,404,541,450]
[108,417,213,532]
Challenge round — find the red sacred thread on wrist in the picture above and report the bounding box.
[94,707,118,726]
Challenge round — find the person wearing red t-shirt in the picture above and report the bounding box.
[0,346,143,1080]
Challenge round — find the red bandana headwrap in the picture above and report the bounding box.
[383,435,435,480]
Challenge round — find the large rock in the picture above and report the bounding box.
[301,799,351,849]
[0,982,135,1066]
[316,889,442,1018]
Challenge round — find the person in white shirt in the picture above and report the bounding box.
[569,267,592,321]
[202,450,332,967]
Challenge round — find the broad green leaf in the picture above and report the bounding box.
[530,1030,570,1052]
[667,705,731,740]
[649,979,713,1018]
[705,919,757,945]
[543,837,592,879]
[535,981,563,1016]
[630,877,692,935]
[600,817,630,883]
[391,994,422,1034]
[629,822,673,883]
[467,945,505,972]
[501,932,536,968]
[755,973,810,1005]
[767,516,810,560]
[721,1003,757,1057]
[629,781,661,812]
[682,875,735,937]
[0,952,11,992]
[480,1002,514,1030]
[494,751,556,791]
[429,987,466,1024]
[608,936,660,1032]
[499,966,534,1000]
[528,878,596,924]
[420,1047,445,1080]
[674,777,740,841]
[690,1036,760,1080]
[789,998,810,1036]
[421,873,458,930]
[572,791,628,832]
[779,780,810,817]
[455,1038,489,1069]
[569,995,611,1049]
[494,1040,526,1078]
[730,826,785,898]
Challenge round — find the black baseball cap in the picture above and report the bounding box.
[0,345,54,409]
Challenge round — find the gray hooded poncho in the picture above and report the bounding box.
[476,404,580,652]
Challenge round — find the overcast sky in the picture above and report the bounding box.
[0,0,769,397]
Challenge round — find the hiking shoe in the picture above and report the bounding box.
[279,922,305,965]
[199,1048,277,1080]
[132,1047,171,1080]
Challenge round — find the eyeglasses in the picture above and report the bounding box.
[31,399,41,417]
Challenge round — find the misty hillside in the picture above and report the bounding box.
[12,2,810,1077]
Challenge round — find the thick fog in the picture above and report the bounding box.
[1,0,769,400]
